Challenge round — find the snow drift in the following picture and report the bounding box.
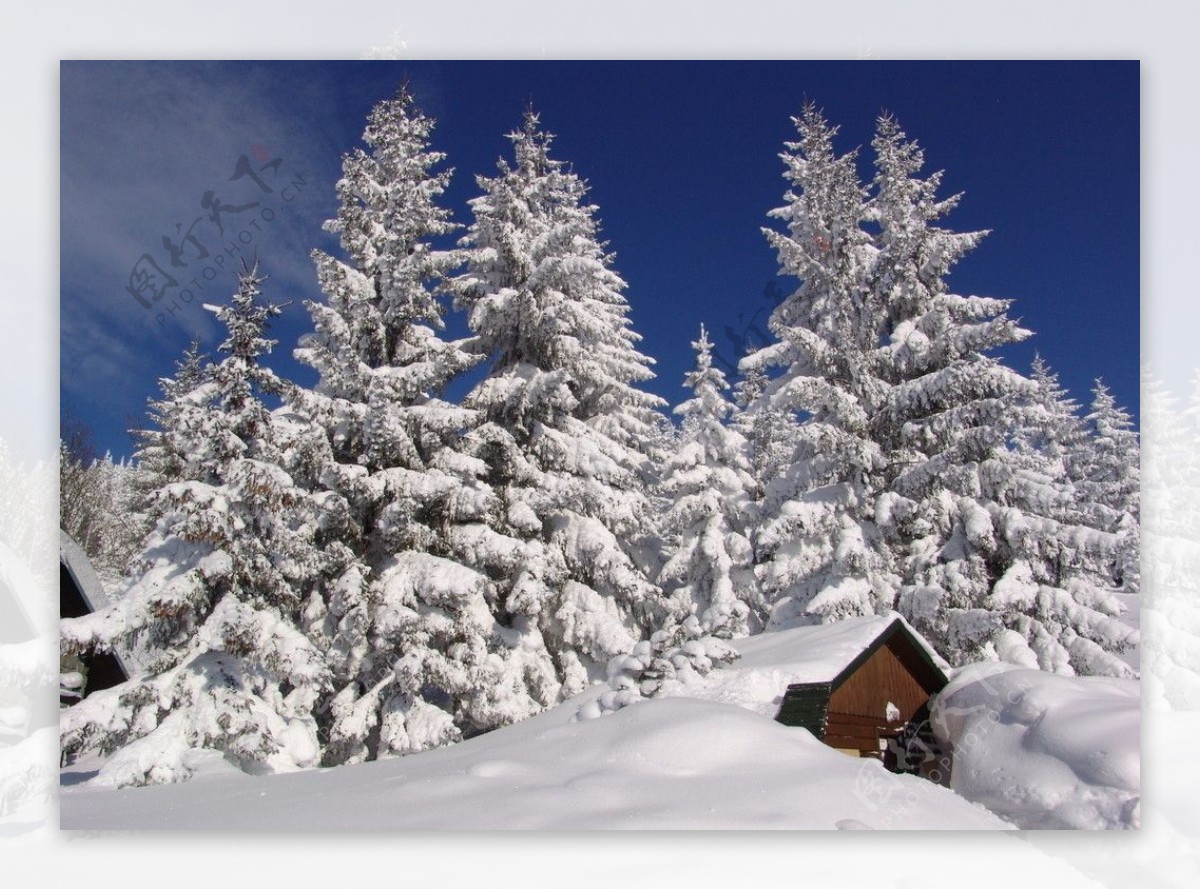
[61,690,1007,830]
[931,661,1140,829]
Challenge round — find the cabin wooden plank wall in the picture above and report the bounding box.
[825,636,937,756]
[772,618,952,778]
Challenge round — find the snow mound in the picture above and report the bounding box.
[61,693,1007,830]
[931,661,1139,829]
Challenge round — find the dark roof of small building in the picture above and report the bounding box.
[60,530,111,614]
[823,616,948,692]
[59,530,133,686]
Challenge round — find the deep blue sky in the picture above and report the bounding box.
[61,61,1139,460]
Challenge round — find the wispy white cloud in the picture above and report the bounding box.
[61,62,346,451]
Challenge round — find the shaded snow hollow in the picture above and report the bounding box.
[61,616,1007,830]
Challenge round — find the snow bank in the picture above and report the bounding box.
[62,614,1140,831]
[61,692,1007,830]
[931,661,1140,829]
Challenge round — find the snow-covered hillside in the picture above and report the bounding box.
[61,617,1008,830]
[62,613,1145,831]
[61,693,1007,831]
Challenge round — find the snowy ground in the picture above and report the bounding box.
[60,692,1007,830]
[932,662,1140,830]
[61,617,1007,830]
[58,614,1141,832]
[930,586,1140,830]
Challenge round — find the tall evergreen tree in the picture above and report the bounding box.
[742,104,895,628]
[133,340,208,489]
[289,86,514,763]
[658,325,760,638]
[869,115,1135,675]
[292,84,480,547]
[1071,379,1140,591]
[454,108,669,701]
[61,264,332,787]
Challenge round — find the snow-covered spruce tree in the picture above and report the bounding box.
[130,339,209,515]
[291,86,527,763]
[869,114,1135,675]
[740,103,896,629]
[1003,357,1137,640]
[1008,356,1102,583]
[454,109,669,703]
[61,265,332,787]
[1019,355,1086,477]
[580,326,754,720]
[1070,379,1140,591]
[1012,356,1138,598]
[109,340,215,588]
[732,362,799,490]
[658,325,759,638]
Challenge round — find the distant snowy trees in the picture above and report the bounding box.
[60,88,1142,786]
[60,436,147,588]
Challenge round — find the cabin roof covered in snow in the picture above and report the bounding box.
[680,614,951,720]
[736,613,947,685]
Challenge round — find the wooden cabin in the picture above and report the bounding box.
[59,530,129,703]
[773,616,951,782]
